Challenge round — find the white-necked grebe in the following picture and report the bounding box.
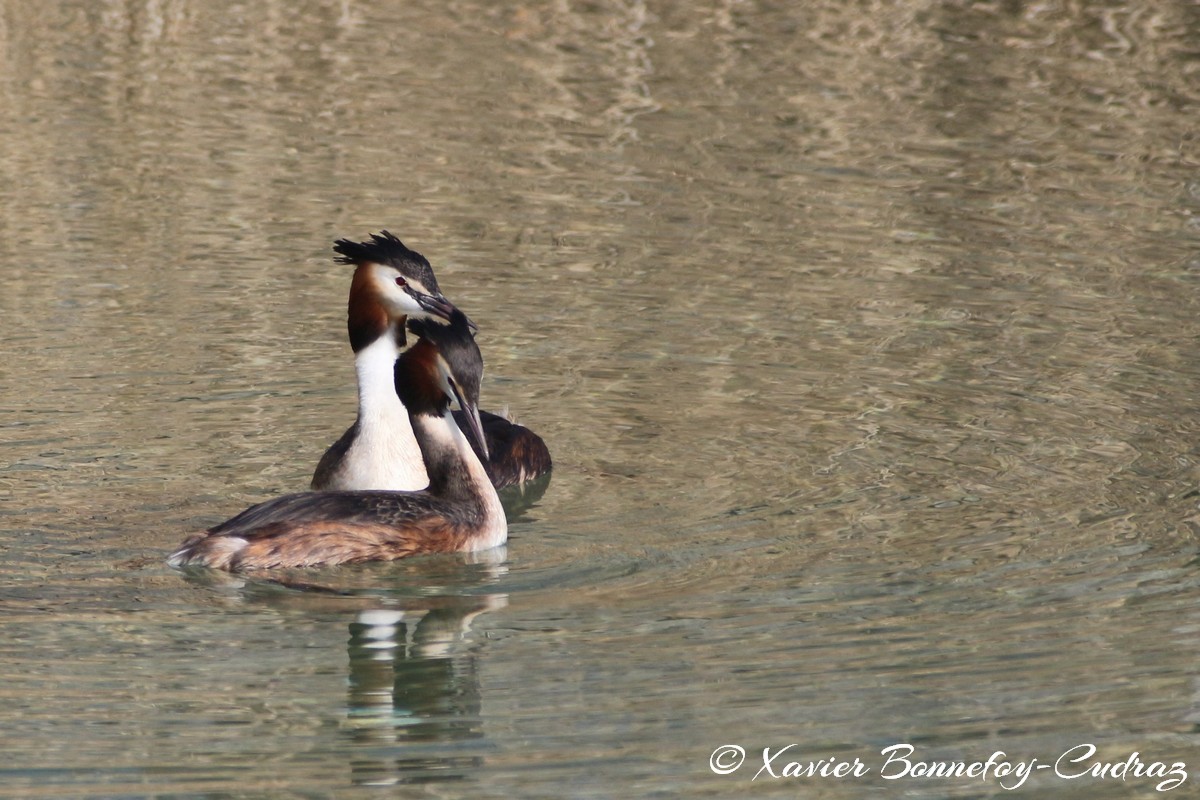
[310,232,455,492]
[169,309,505,570]
[312,232,550,492]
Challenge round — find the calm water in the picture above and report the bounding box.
[1,0,1198,797]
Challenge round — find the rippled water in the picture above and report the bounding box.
[1,0,1199,797]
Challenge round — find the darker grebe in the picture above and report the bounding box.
[169,309,506,570]
[312,232,551,492]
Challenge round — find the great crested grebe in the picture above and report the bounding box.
[310,231,455,492]
[168,309,506,570]
[312,232,551,492]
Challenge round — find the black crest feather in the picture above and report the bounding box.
[333,231,441,293]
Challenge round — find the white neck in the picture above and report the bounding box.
[419,409,507,552]
[341,330,429,490]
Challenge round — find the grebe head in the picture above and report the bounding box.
[405,309,490,461]
[335,231,457,351]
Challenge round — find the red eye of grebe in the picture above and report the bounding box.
[395,277,408,287]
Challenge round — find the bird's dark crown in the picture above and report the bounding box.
[333,230,441,293]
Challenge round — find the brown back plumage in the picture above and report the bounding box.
[465,410,553,489]
[173,490,483,570]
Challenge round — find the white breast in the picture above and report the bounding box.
[329,333,430,491]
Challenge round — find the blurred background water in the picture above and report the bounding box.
[0,0,1198,797]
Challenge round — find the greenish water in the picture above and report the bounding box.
[0,1,1198,797]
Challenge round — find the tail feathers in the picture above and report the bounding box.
[167,534,249,570]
